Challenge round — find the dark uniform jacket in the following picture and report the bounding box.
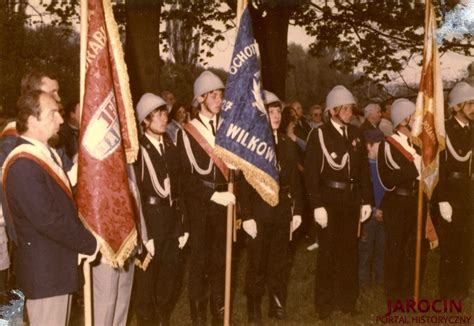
[435,118,474,206]
[135,134,187,240]
[176,117,228,204]
[239,133,303,223]
[377,133,419,192]
[305,121,373,209]
[4,138,96,299]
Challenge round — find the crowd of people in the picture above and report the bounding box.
[0,67,472,326]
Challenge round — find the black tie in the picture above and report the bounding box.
[159,142,165,157]
[209,120,216,136]
[341,125,348,140]
[48,147,61,167]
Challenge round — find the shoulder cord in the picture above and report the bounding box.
[376,141,397,191]
[446,134,472,176]
[182,130,213,175]
[317,128,349,173]
[140,145,169,198]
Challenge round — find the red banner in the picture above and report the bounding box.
[412,0,445,200]
[77,0,138,267]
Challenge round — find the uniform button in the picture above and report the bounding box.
[27,242,31,246]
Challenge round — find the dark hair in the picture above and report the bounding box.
[169,103,185,121]
[140,104,168,130]
[279,106,297,134]
[20,68,57,95]
[16,91,44,134]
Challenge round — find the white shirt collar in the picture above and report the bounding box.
[330,118,345,136]
[20,135,50,152]
[145,133,164,155]
[454,116,469,129]
[199,112,216,130]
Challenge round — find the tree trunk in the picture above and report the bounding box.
[124,0,162,105]
[249,6,292,100]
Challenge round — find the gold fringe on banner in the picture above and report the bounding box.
[79,212,138,268]
[214,146,279,207]
[103,0,139,164]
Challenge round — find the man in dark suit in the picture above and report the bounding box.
[3,91,97,325]
[177,71,235,326]
[240,91,303,325]
[359,103,382,135]
[133,93,189,326]
[291,101,312,141]
[305,85,373,320]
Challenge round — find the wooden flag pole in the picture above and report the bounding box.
[224,170,235,326]
[414,0,430,303]
[223,2,247,325]
[80,1,92,325]
[414,178,424,302]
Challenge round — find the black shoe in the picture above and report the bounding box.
[190,300,207,326]
[268,293,287,320]
[247,296,263,325]
[211,295,225,326]
[156,303,171,326]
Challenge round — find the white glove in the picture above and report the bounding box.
[439,202,453,223]
[360,205,372,223]
[291,215,302,232]
[145,239,155,256]
[314,207,328,229]
[178,232,189,249]
[243,219,257,239]
[413,154,422,177]
[210,191,236,207]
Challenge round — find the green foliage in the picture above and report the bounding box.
[159,61,227,105]
[292,1,473,83]
[285,43,387,110]
[0,23,79,116]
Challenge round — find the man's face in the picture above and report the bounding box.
[368,106,382,125]
[164,93,176,106]
[199,90,223,116]
[383,104,391,119]
[461,101,474,121]
[292,102,303,118]
[145,109,168,135]
[331,104,353,124]
[268,105,282,131]
[31,94,64,144]
[40,77,61,103]
[310,107,323,123]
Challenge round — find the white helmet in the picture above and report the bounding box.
[136,93,167,124]
[390,98,415,127]
[193,71,225,106]
[448,82,474,109]
[263,90,281,106]
[325,85,356,111]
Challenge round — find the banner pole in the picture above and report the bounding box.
[414,179,424,302]
[224,170,235,326]
[83,261,93,326]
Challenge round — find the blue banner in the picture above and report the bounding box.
[214,7,279,206]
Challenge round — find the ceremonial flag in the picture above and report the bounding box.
[411,0,445,200]
[77,0,139,267]
[214,7,279,206]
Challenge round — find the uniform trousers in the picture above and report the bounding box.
[314,187,359,315]
[437,181,472,298]
[134,237,183,319]
[92,260,134,326]
[26,294,72,326]
[383,192,427,300]
[188,201,226,305]
[245,196,291,301]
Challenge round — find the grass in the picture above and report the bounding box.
[70,235,473,325]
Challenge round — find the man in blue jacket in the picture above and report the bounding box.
[3,91,97,325]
